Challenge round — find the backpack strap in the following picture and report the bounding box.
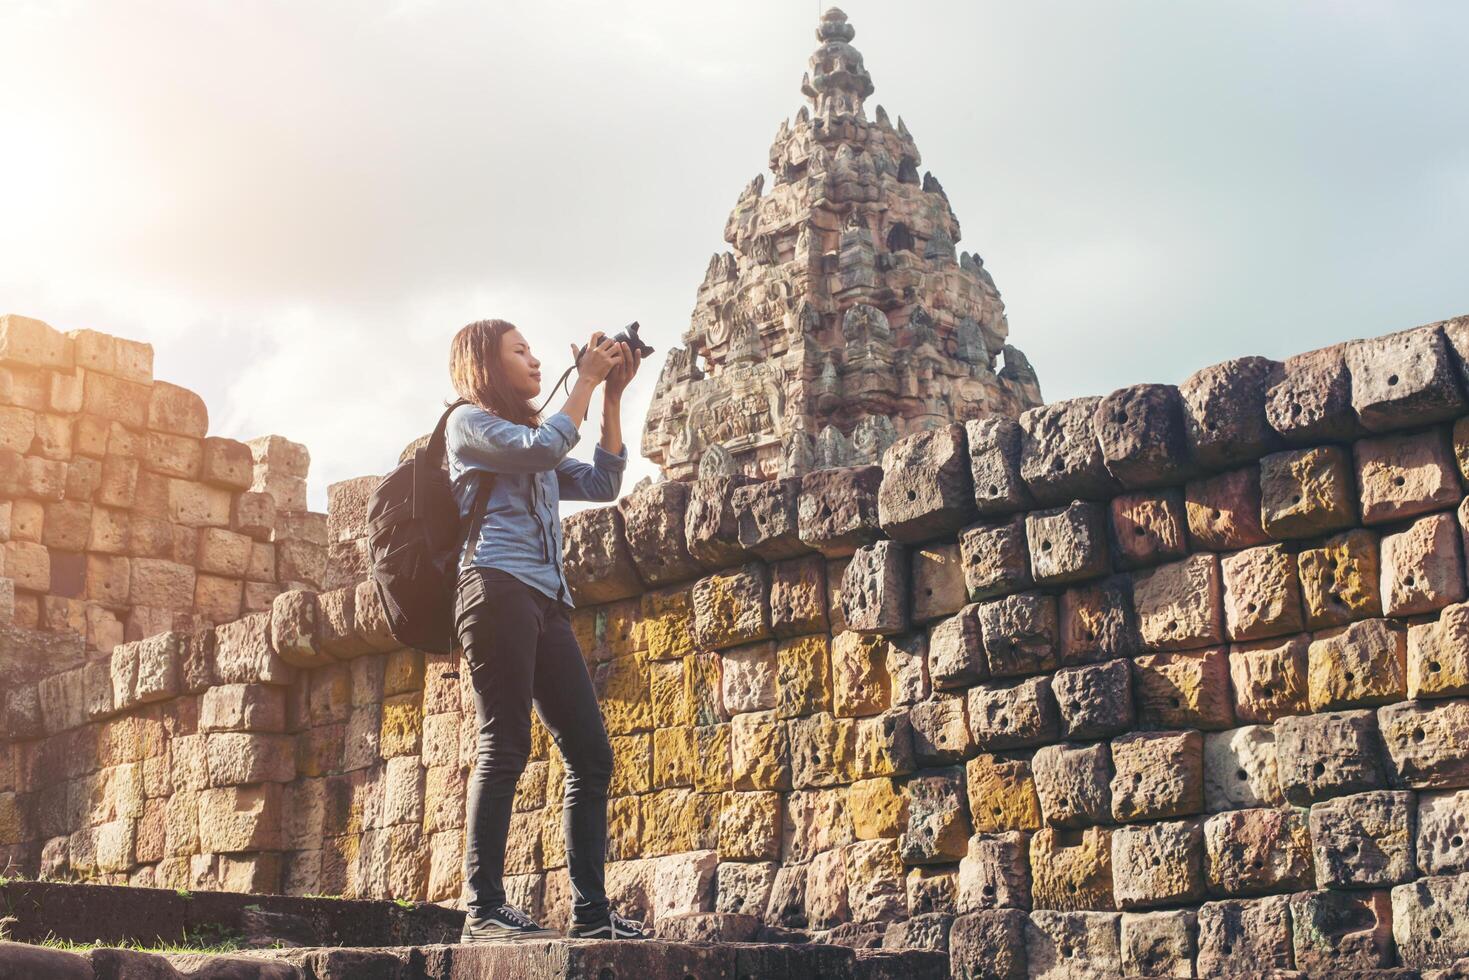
[427,398,471,465]
[458,470,496,569]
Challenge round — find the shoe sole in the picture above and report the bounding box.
[460,927,561,943]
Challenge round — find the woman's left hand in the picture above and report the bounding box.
[604,340,641,399]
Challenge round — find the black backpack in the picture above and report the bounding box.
[365,399,495,654]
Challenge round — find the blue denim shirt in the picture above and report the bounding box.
[445,403,628,609]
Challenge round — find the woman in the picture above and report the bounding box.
[445,318,646,942]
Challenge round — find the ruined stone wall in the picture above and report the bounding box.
[6,313,1469,975]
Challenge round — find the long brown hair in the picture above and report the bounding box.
[448,319,542,428]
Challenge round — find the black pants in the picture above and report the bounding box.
[454,564,614,926]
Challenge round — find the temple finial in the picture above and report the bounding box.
[801,6,874,116]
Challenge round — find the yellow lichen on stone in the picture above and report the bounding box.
[848,776,908,839]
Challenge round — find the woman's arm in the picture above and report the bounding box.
[449,406,581,473]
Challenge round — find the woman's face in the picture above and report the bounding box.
[498,328,542,400]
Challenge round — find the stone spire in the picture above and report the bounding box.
[642,8,1042,483]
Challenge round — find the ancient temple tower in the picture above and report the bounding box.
[641,7,1043,483]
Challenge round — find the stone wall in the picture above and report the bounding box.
[6,312,1469,975]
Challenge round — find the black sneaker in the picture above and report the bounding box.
[460,903,560,943]
[567,909,648,940]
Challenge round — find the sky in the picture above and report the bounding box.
[2,0,1467,515]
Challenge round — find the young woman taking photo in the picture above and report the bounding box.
[445,319,645,942]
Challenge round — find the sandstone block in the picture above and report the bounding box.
[200,436,253,490]
[1095,383,1193,488]
[195,527,251,578]
[1110,730,1203,822]
[840,540,909,635]
[789,711,856,788]
[1203,806,1313,897]
[1026,501,1109,586]
[797,465,884,558]
[733,476,810,562]
[968,676,1059,751]
[854,710,916,779]
[1109,489,1187,571]
[1275,709,1387,805]
[877,423,977,543]
[206,732,294,786]
[730,710,789,791]
[685,474,756,569]
[1221,543,1304,642]
[909,693,972,766]
[958,516,1031,601]
[716,861,777,917]
[718,790,782,861]
[1131,647,1233,730]
[1228,635,1309,723]
[783,786,854,865]
[978,591,1058,678]
[1178,355,1282,468]
[830,630,892,718]
[957,831,1031,912]
[1297,528,1383,629]
[1259,445,1357,538]
[1381,512,1466,616]
[1392,871,1469,969]
[967,753,1043,834]
[966,416,1034,517]
[1120,909,1197,979]
[1024,910,1122,977]
[1409,603,1469,700]
[1289,888,1395,973]
[562,505,645,604]
[1184,466,1269,552]
[1058,575,1140,666]
[909,542,967,623]
[1030,741,1111,831]
[844,837,907,923]
[1132,553,1222,652]
[720,640,777,715]
[1379,698,1469,790]
[1195,895,1294,976]
[1018,397,1118,505]
[949,909,1029,980]
[197,783,281,852]
[1310,790,1417,888]
[1307,617,1408,710]
[1355,428,1461,525]
[1,314,71,368]
[1347,323,1467,431]
[774,633,831,719]
[899,767,970,865]
[200,683,285,733]
[1052,659,1134,740]
[768,555,828,639]
[1417,788,1469,876]
[692,561,772,650]
[1266,343,1362,444]
[269,588,333,668]
[128,557,195,611]
[1112,819,1206,910]
[652,725,696,789]
[926,604,986,691]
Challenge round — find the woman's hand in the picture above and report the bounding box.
[604,340,642,401]
[572,332,622,386]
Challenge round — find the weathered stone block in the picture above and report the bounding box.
[1131,647,1233,731]
[1132,553,1222,652]
[957,831,1031,912]
[1259,445,1357,539]
[205,732,294,786]
[909,693,972,766]
[1348,323,1467,431]
[957,516,1031,601]
[1029,827,1115,912]
[877,423,977,543]
[949,908,1028,980]
[213,610,294,686]
[844,837,906,923]
[925,604,985,692]
[1381,512,1466,616]
[849,776,909,841]
[1275,709,1387,805]
[1026,501,1109,586]
[562,505,644,604]
[197,783,281,852]
[719,640,777,716]
[1094,383,1193,488]
[966,417,1032,518]
[1392,871,1469,969]
[1297,528,1382,629]
[1379,698,1469,790]
[910,542,967,623]
[1058,575,1139,666]
[900,767,971,865]
[1109,489,1187,571]
[614,481,700,586]
[730,710,789,791]
[966,753,1043,834]
[1033,741,1112,829]
[798,465,884,558]
[1110,730,1203,822]
[692,562,771,650]
[1204,806,1313,897]
[269,588,332,669]
[1219,543,1304,643]
[1289,888,1395,973]
[783,786,854,865]
[200,683,285,733]
[788,711,856,789]
[1409,603,1469,700]
[1112,819,1206,910]
[768,555,828,639]
[1120,909,1197,979]
[1311,790,1417,888]
[830,630,893,718]
[1184,466,1269,552]
[968,677,1059,751]
[978,591,1057,678]
[1052,659,1134,740]
[685,474,756,569]
[1355,428,1461,526]
[717,790,781,861]
[841,540,909,635]
[1178,356,1282,469]
[1195,895,1294,976]
[1018,397,1119,505]
[1025,910,1122,977]
[1267,343,1363,444]
[1308,617,1408,711]
[1228,635,1309,723]
[732,476,810,562]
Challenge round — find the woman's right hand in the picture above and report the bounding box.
[573,332,623,385]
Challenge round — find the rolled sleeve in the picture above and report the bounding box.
[556,441,629,502]
[450,407,581,473]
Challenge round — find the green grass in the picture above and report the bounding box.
[37,932,263,956]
